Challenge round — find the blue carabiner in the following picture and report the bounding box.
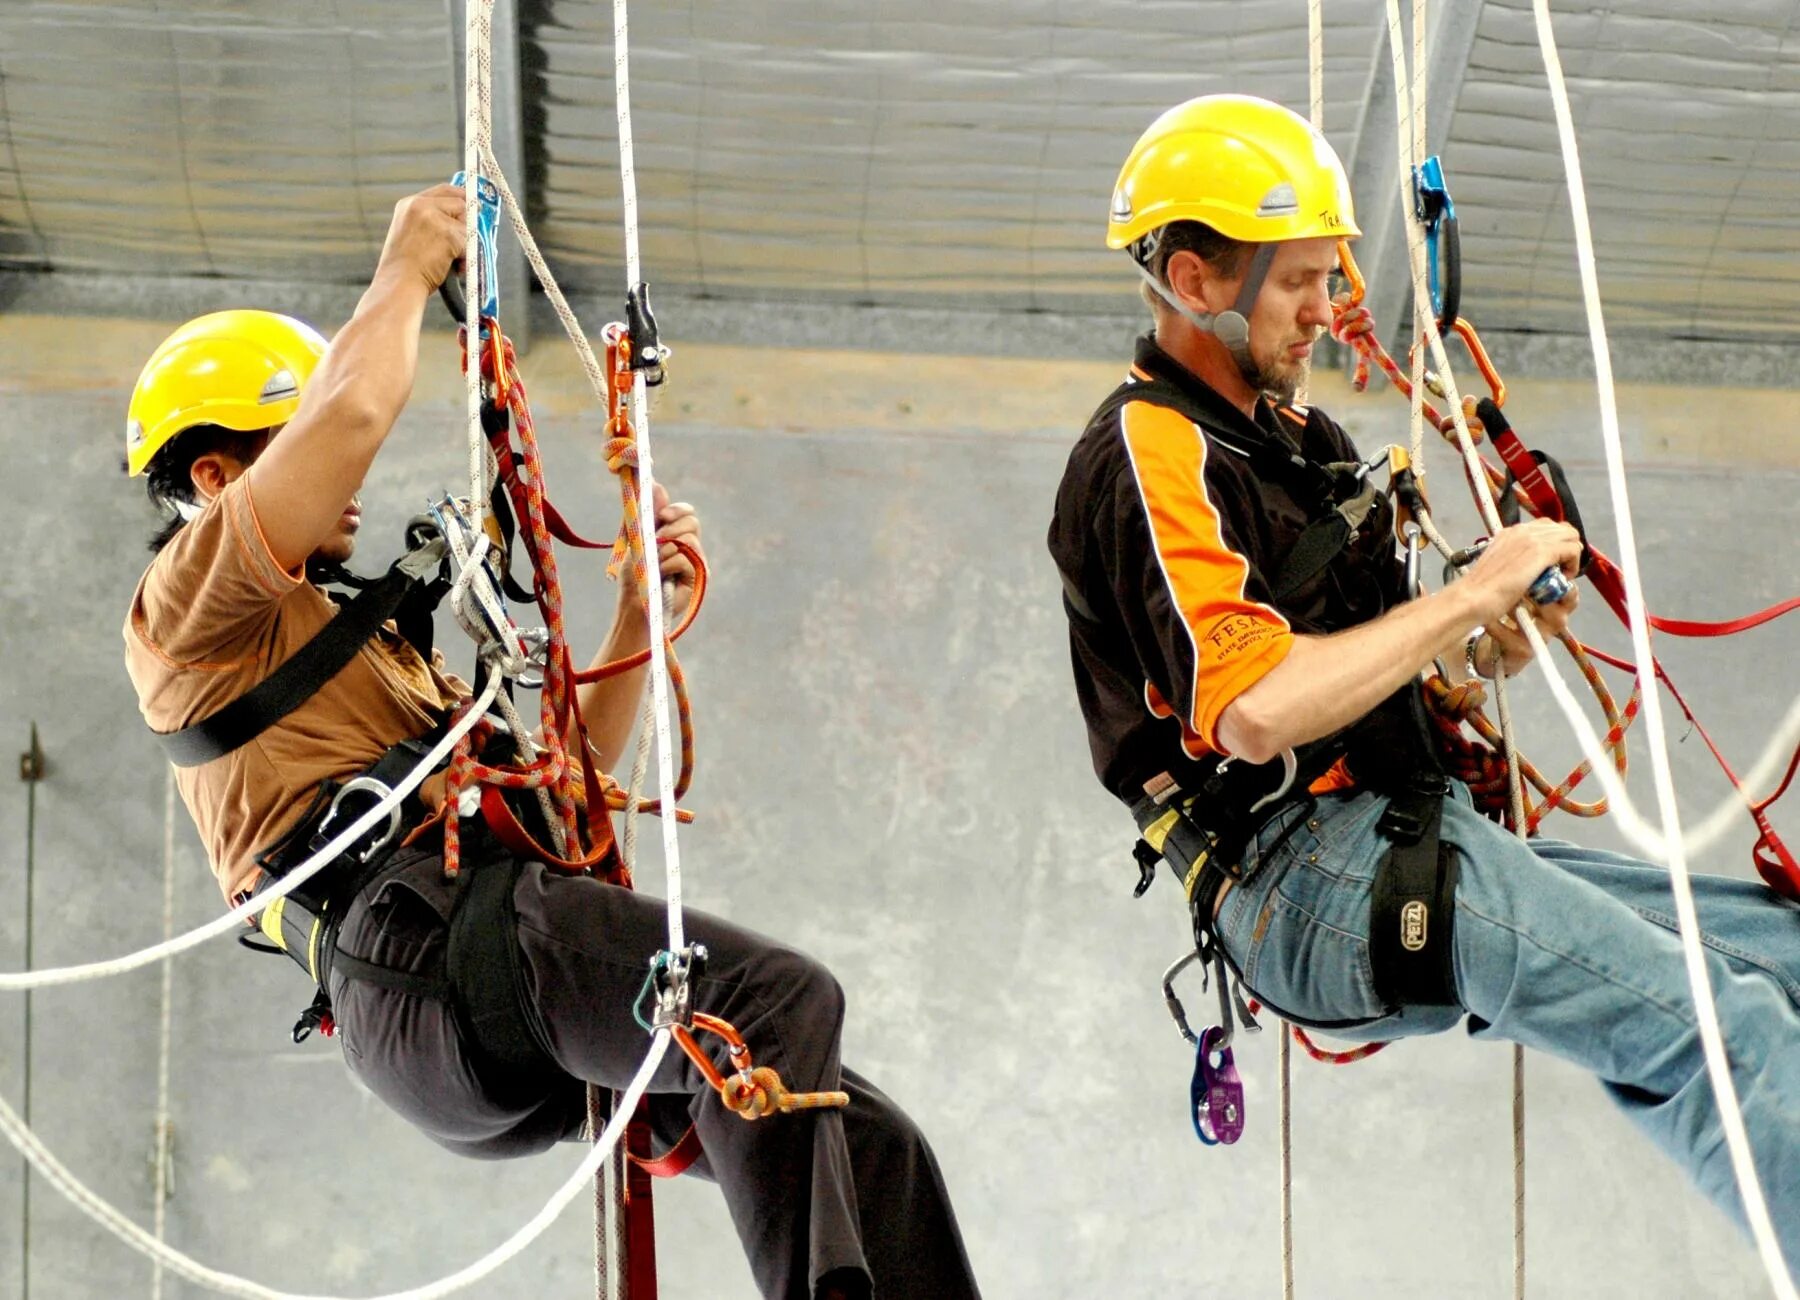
[445,170,503,335]
[1411,155,1461,336]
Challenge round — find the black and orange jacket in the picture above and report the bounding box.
[1048,334,1405,805]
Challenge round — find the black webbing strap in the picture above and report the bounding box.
[156,541,446,768]
[312,846,558,1089]
[1267,470,1378,602]
[1092,378,1367,600]
[446,853,558,1080]
[1368,774,1461,1008]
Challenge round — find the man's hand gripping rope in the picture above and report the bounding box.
[1332,238,1800,876]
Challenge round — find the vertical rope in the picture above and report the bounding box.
[1527,4,1793,1293]
[612,0,686,954]
[609,1142,631,1300]
[1307,0,1324,131]
[1410,0,1427,171]
[1512,1044,1526,1297]
[1383,6,1531,1293]
[150,768,177,1300]
[1278,1026,1295,1300]
[1494,683,1528,1300]
[463,0,489,526]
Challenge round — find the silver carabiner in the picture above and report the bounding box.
[315,775,404,863]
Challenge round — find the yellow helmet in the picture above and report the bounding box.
[1107,94,1360,254]
[125,310,328,478]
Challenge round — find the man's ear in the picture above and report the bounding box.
[188,452,245,504]
[1163,249,1232,315]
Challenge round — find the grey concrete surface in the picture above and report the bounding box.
[0,313,1794,1299]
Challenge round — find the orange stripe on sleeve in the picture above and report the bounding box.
[1120,400,1292,755]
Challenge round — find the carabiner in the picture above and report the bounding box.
[1412,156,1461,336]
[448,171,503,331]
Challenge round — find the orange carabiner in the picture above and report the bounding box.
[1447,317,1505,408]
[1334,239,1366,309]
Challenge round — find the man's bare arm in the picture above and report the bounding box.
[1218,518,1582,763]
[248,185,466,571]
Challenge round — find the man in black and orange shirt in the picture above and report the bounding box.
[1050,95,1800,1265]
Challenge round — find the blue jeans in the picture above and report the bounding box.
[1215,780,1800,1267]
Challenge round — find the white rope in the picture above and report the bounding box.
[0,675,499,992]
[463,0,488,532]
[1373,0,1800,865]
[1494,682,1527,1300]
[612,0,687,952]
[1384,11,1529,1293]
[1527,3,1794,1290]
[1307,0,1324,132]
[0,1031,670,1300]
[151,766,179,1300]
[1278,1026,1294,1300]
[1511,1044,1526,1297]
[1409,0,1427,178]
[1295,18,1323,1295]
[1379,0,1796,1289]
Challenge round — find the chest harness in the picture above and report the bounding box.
[1070,379,1466,1138]
[151,495,567,1085]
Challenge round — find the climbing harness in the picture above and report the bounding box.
[152,538,452,768]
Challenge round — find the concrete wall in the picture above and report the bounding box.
[0,310,1792,1297]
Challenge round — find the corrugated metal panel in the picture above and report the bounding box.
[529,0,1382,309]
[0,1,454,280]
[1,0,1797,346]
[1445,0,1800,339]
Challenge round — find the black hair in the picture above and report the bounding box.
[140,424,270,553]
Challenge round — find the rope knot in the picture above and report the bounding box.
[721,1067,781,1120]
[1329,303,1374,344]
[604,435,638,474]
[1437,678,1488,719]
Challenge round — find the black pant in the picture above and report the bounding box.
[328,839,980,1300]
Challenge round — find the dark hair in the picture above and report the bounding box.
[141,424,269,553]
[1138,220,1253,315]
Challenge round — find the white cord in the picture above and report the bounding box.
[612,0,686,952]
[150,767,179,1300]
[1527,3,1794,1291]
[463,0,488,536]
[0,675,499,992]
[1307,0,1324,132]
[0,1031,670,1300]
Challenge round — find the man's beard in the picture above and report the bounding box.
[1239,348,1312,406]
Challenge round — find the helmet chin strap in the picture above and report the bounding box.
[1136,242,1279,376]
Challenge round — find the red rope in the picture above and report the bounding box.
[1329,271,1799,892]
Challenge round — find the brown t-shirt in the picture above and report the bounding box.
[124,477,468,904]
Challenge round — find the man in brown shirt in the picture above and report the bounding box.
[122,184,980,1300]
